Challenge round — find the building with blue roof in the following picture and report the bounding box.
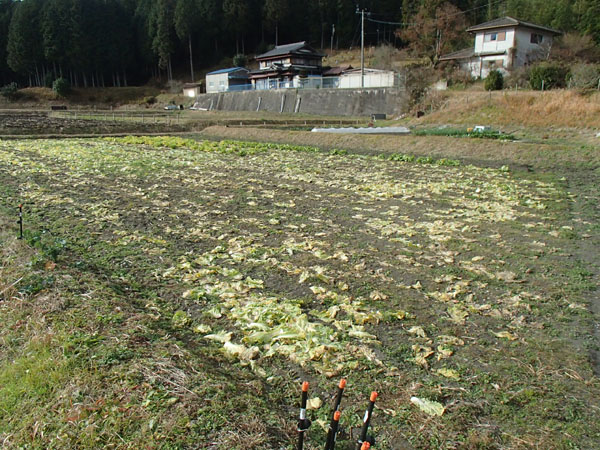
[206,67,250,93]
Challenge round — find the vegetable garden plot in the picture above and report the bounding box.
[0,137,598,449]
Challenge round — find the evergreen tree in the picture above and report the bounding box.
[1,0,599,86]
[223,0,249,53]
[175,0,200,81]
[7,0,44,85]
[0,0,14,84]
[263,0,290,46]
[149,0,176,80]
[578,0,600,43]
[41,0,73,78]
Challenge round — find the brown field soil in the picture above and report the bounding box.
[0,86,162,108]
[0,134,599,449]
[0,111,366,138]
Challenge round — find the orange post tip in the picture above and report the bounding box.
[339,378,347,389]
[302,381,309,392]
[361,442,371,450]
[333,410,341,421]
[370,391,378,402]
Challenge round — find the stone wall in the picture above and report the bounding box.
[194,88,409,117]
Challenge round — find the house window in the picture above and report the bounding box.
[530,33,544,44]
[209,82,214,87]
[484,32,506,42]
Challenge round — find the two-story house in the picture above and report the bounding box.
[440,17,561,78]
[249,41,324,90]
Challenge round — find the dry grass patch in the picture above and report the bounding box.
[421,89,600,128]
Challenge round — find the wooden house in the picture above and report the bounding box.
[249,42,324,90]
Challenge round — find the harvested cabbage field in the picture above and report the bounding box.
[0,136,598,449]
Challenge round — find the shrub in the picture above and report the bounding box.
[52,77,71,97]
[0,82,19,100]
[504,66,530,89]
[529,63,568,90]
[401,65,437,108]
[166,80,183,94]
[371,44,398,70]
[551,33,600,63]
[233,53,247,68]
[569,64,600,89]
[442,65,475,88]
[484,70,504,91]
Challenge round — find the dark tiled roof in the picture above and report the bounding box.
[256,42,324,60]
[322,65,353,76]
[439,48,475,61]
[466,17,561,35]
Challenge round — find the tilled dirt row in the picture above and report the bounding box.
[0,111,187,136]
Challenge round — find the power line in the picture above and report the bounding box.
[443,0,506,19]
[366,0,507,28]
[366,17,414,26]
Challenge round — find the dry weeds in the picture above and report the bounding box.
[0,215,27,302]
[422,89,600,128]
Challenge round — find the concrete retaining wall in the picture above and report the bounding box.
[194,88,409,117]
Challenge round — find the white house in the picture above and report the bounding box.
[182,83,203,97]
[440,17,561,79]
[205,67,249,93]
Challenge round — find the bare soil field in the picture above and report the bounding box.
[0,110,363,138]
[0,111,188,136]
[1,134,598,449]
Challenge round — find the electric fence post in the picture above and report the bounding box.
[297,381,311,450]
[17,204,23,240]
[356,391,377,449]
[325,378,346,450]
[325,411,341,450]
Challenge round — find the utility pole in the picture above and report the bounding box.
[360,9,365,88]
[355,7,369,88]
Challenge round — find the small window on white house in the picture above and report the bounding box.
[209,82,214,87]
[530,33,544,44]
[484,32,506,42]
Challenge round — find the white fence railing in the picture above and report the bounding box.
[219,74,406,93]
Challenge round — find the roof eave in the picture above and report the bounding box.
[256,53,324,62]
[467,20,561,35]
